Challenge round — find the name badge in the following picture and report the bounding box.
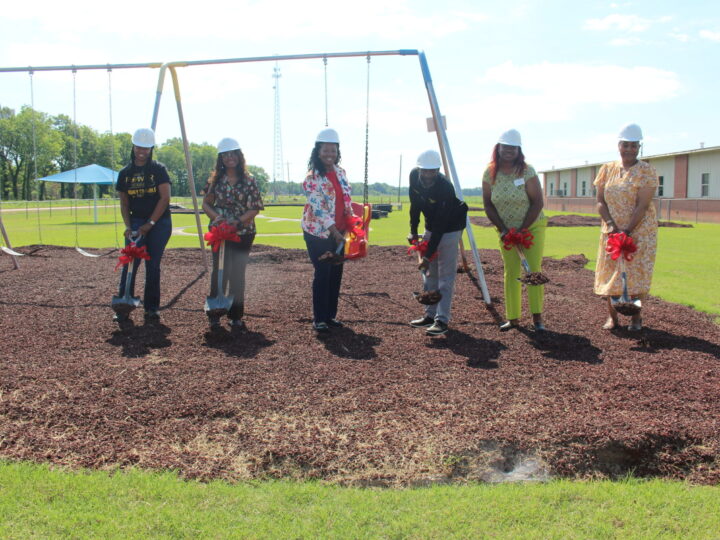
[514,178,525,187]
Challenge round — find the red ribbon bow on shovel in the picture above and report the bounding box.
[115,244,151,271]
[407,240,438,261]
[606,232,637,261]
[204,222,241,252]
[502,228,534,250]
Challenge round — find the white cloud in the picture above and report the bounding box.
[699,30,720,42]
[669,32,690,43]
[445,62,681,137]
[585,14,652,32]
[610,37,643,46]
[584,14,670,33]
[482,62,680,104]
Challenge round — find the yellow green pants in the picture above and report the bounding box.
[498,218,547,320]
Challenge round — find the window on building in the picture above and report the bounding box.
[581,181,587,196]
[563,182,568,196]
[701,173,709,197]
[658,176,664,197]
[549,183,554,196]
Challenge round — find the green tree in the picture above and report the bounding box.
[0,106,62,201]
[247,165,269,194]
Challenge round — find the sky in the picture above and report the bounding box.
[1,0,718,189]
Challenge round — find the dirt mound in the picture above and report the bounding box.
[0,245,718,485]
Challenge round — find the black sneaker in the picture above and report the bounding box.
[208,316,222,330]
[426,321,448,336]
[144,310,160,322]
[313,321,330,332]
[230,319,246,332]
[113,312,128,323]
[410,316,434,328]
[327,319,344,328]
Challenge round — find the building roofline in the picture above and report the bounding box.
[538,144,720,174]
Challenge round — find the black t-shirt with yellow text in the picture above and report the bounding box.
[116,161,171,219]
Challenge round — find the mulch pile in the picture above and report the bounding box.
[470,214,693,228]
[1,245,718,485]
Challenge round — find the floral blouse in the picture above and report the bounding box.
[206,175,264,235]
[301,165,353,238]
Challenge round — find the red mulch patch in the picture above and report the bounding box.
[1,245,718,485]
[470,214,693,228]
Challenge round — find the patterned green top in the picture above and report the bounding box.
[483,164,544,229]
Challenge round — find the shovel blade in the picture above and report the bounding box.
[111,295,142,315]
[611,296,642,316]
[205,294,235,317]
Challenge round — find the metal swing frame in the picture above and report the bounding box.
[0,51,491,304]
[148,49,490,303]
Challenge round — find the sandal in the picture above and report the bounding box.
[603,318,619,330]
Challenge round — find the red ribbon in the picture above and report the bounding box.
[606,232,637,261]
[407,240,438,261]
[115,244,151,270]
[502,228,534,250]
[204,222,241,252]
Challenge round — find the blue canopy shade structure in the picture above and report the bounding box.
[38,164,119,225]
[38,164,118,184]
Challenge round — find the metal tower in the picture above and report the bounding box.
[272,63,284,201]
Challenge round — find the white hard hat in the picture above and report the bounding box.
[316,128,340,144]
[217,137,241,154]
[416,150,442,170]
[498,129,522,147]
[618,123,643,142]
[132,128,155,148]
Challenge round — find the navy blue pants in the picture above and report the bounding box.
[304,231,344,325]
[118,215,172,312]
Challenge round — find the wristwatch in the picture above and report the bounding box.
[148,219,156,226]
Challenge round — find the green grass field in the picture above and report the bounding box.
[3,201,719,318]
[1,462,719,538]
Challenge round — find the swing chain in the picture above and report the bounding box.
[29,70,42,243]
[323,56,329,127]
[363,54,371,206]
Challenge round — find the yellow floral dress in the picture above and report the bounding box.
[593,160,658,296]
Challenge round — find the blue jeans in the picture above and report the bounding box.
[118,215,172,312]
[304,231,344,324]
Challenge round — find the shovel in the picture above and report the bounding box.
[611,257,642,316]
[319,239,346,264]
[413,251,442,305]
[205,239,234,318]
[514,245,550,285]
[111,232,143,316]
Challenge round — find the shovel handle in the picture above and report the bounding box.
[514,245,532,274]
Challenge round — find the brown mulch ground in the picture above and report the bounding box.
[1,245,718,485]
[470,214,693,228]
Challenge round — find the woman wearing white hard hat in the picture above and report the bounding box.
[407,149,468,336]
[482,129,548,331]
[202,138,264,331]
[301,128,355,333]
[594,123,658,331]
[114,127,172,324]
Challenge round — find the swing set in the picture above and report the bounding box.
[0,50,491,304]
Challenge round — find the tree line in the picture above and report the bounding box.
[1,106,475,202]
[0,106,270,201]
